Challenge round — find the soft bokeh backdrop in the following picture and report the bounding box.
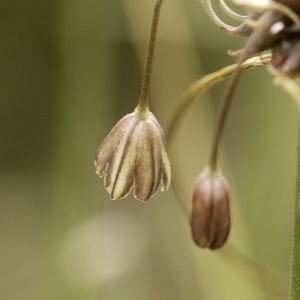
[0,0,297,299]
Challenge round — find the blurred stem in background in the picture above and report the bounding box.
[49,0,116,299]
[290,121,300,300]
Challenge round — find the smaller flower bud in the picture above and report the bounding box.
[190,167,231,250]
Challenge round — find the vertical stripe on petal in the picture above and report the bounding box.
[95,113,134,177]
[105,119,140,199]
[147,122,163,196]
[149,114,171,191]
[134,122,156,202]
[160,145,171,191]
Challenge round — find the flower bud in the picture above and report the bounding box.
[94,110,171,202]
[190,167,231,250]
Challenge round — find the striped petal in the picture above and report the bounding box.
[95,114,134,177]
[149,114,171,191]
[148,123,164,196]
[134,121,162,202]
[104,118,140,200]
[160,144,172,191]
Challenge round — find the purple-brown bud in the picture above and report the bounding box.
[190,167,231,250]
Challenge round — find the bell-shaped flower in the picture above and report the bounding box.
[94,108,171,202]
[190,167,231,250]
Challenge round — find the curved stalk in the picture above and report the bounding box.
[200,0,251,36]
[166,54,289,297]
[167,54,272,215]
[167,55,272,144]
[217,0,247,21]
[208,10,280,172]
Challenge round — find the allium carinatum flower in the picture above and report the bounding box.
[190,167,231,250]
[94,109,171,202]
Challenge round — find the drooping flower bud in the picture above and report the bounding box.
[190,167,231,250]
[94,109,171,202]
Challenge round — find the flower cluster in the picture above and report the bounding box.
[95,0,300,251]
[203,0,300,75]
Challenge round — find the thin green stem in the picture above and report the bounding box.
[136,0,163,116]
[208,59,243,172]
[289,120,300,299]
[209,10,278,172]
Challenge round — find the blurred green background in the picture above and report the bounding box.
[0,0,297,299]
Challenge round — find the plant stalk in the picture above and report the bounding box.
[208,10,279,172]
[289,120,300,299]
[136,0,163,116]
